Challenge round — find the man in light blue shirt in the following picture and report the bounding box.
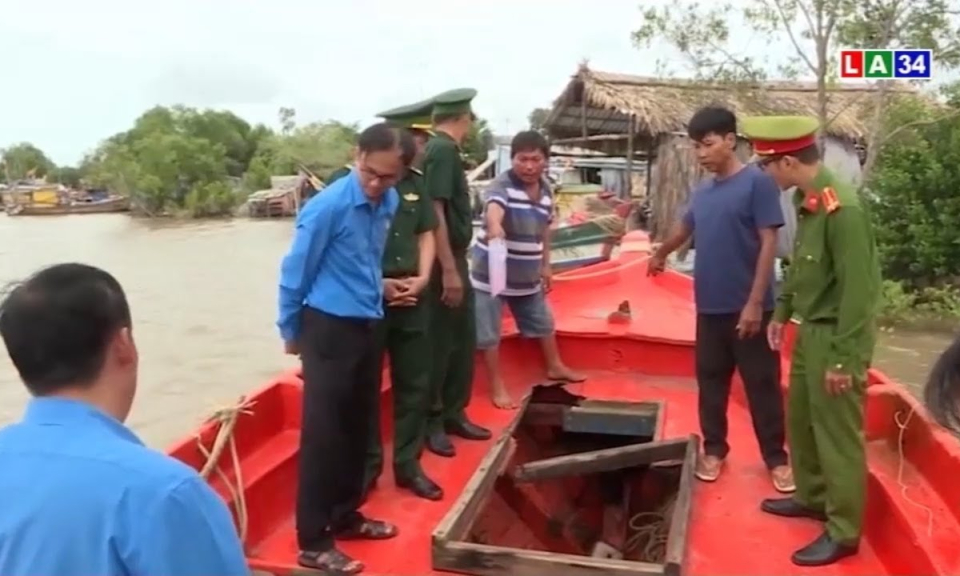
[0,263,248,576]
[277,123,404,575]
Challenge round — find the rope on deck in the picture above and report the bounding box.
[895,405,934,537]
[195,397,257,546]
[623,492,677,564]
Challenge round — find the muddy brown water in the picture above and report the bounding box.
[0,215,950,447]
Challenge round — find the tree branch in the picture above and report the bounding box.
[874,107,960,150]
[769,0,818,74]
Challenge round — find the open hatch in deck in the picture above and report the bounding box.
[432,384,697,576]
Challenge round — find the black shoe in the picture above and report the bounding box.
[445,418,491,441]
[761,497,827,521]
[791,532,858,566]
[396,470,444,501]
[426,431,455,457]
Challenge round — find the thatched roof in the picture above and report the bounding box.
[544,64,919,145]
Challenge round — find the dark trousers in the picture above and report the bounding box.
[296,308,381,551]
[695,312,787,469]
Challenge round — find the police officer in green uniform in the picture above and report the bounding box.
[326,98,443,501]
[422,88,491,457]
[743,116,881,567]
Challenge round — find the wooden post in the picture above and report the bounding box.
[580,89,588,143]
[624,115,635,200]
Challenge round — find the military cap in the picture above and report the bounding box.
[377,97,435,131]
[431,88,477,117]
[740,115,819,156]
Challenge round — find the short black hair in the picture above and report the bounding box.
[398,129,417,167]
[357,122,402,154]
[792,144,821,165]
[0,263,132,396]
[511,130,550,159]
[687,106,738,141]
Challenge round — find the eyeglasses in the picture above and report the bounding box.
[359,164,400,184]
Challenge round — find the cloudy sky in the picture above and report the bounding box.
[1,0,952,166]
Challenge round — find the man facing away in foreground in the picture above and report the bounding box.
[422,88,492,458]
[649,106,794,493]
[278,123,405,574]
[327,98,443,502]
[470,130,584,409]
[0,263,247,576]
[745,115,881,567]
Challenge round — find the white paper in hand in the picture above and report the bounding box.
[488,238,507,296]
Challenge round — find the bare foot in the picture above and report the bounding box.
[547,365,586,383]
[491,389,517,410]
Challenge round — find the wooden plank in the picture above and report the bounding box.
[512,438,688,484]
[434,540,663,576]
[432,395,530,544]
[663,435,698,576]
[521,402,567,427]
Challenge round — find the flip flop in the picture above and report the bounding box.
[297,548,363,575]
[335,516,398,541]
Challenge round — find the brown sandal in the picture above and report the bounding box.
[335,515,398,540]
[297,548,364,574]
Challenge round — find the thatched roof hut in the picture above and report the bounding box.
[544,64,918,151]
[543,64,918,240]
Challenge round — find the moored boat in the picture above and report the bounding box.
[167,231,960,575]
[6,195,130,216]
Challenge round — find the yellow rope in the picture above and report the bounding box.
[195,397,256,547]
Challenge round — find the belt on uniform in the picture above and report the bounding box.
[805,318,836,326]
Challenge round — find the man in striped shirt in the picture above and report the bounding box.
[471,131,584,409]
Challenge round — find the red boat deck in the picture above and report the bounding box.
[169,234,960,575]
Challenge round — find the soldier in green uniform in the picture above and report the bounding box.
[422,88,492,457]
[326,98,442,501]
[742,116,881,567]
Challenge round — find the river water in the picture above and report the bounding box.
[0,215,950,447]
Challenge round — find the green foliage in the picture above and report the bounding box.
[242,118,359,189]
[462,117,494,165]
[46,166,83,188]
[867,99,960,289]
[1,143,55,181]
[78,105,359,217]
[528,108,550,132]
[879,280,960,327]
[8,105,496,218]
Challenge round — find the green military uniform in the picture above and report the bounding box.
[743,116,881,551]
[422,89,485,440]
[325,99,439,488]
[326,164,352,184]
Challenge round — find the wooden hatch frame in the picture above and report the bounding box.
[431,395,698,576]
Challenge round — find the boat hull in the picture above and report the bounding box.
[167,232,960,576]
[6,197,130,216]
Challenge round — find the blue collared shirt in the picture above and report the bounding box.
[0,398,248,576]
[277,169,399,341]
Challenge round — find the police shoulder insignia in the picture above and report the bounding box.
[822,187,841,213]
[403,193,419,201]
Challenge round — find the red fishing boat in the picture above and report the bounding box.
[167,231,960,576]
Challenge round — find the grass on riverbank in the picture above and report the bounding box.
[879,280,960,333]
